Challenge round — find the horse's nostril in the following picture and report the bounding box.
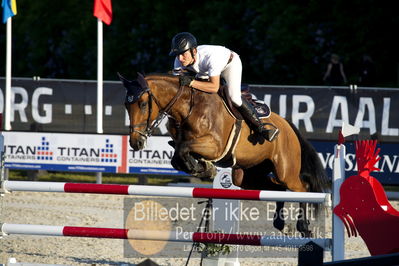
[138,139,144,149]
[130,136,146,151]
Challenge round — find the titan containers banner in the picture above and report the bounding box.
[126,136,184,175]
[3,132,124,172]
[2,132,183,175]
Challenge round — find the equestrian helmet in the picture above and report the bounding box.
[169,32,197,56]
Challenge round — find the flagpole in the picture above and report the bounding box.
[4,17,12,130]
[96,18,103,184]
[96,18,103,134]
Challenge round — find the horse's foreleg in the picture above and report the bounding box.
[171,153,188,172]
[177,138,219,179]
[177,146,204,174]
[175,143,211,178]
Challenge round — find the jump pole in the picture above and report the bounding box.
[1,181,328,203]
[0,223,331,249]
[332,144,345,261]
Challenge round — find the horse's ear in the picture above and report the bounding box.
[137,72,149,90]
[117,72,135,94]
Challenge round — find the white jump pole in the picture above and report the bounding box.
[0,223,332,249]
[332,144,345,261]
[1,181,328,203]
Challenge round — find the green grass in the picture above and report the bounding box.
[6,169,208,186]
[383,185,399,192]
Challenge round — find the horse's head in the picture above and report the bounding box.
[118,72,161,151]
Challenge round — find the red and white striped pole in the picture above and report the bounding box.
[1,223,331,249]
[2,181,328,203]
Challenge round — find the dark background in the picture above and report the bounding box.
[1,0,398,87]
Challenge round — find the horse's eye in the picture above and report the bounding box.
[140,101,147,109]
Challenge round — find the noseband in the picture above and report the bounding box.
[128,77,187,138]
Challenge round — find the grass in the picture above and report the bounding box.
[6,169,209,186]
[383,185,399,192]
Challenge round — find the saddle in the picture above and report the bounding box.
[217,84,271,120]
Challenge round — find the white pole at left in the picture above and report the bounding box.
[4,17,12,130]
[96,19,103,184]
[96,18,103,134]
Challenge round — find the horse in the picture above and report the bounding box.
[120,72,329,237]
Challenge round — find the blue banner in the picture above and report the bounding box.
[312,140,399,185]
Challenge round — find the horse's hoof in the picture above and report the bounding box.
[273,217,285,231]
[197,161,217,179]
[171,156,185,172]
[193,169,215,181]
[299,230,312,238]
[199,176,212,182]
[296,220,312,238]
[192,172,211,181]
[207,164,217,179]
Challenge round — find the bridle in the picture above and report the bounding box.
[127,76,194,139]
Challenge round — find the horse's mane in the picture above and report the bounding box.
[145,72,179,81]
[143,72,222,104]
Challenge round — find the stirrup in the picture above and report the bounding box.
[266,128,279,142]
[260,123,279,142]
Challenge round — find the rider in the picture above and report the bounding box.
[169,32,279,142]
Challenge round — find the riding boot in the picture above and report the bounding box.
[237,98,279,141]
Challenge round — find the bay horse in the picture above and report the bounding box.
[120,72,329,237]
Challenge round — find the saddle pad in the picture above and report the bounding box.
[242,91,271,118]
[253,100,271,119]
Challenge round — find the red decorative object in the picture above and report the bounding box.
[334,140,399,255]
[337,129,345,145]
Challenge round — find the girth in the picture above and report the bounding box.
[211,114,242,168]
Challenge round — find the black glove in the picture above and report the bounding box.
[179,75,195,87]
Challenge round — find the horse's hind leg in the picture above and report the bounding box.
[285,178,313,237]
[273,201,285,231]
[283,179,313,237]
[273,155,314,237]
[235,164,288,233]
[297,203,312,237]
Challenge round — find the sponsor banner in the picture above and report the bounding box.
[314,140,399,185]
[126,136,186,175]
[2,132,185,175]
[3,132,124,173]
[1,78,399,143]
[248,85,399,142]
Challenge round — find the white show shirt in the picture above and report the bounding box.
[173,44,243,106]
[173,45,231,78]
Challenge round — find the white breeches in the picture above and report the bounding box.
[221,52,243,106]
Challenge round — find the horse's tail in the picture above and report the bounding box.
[287,121,330,193]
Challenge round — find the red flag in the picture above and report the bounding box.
[93,0,112,25]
